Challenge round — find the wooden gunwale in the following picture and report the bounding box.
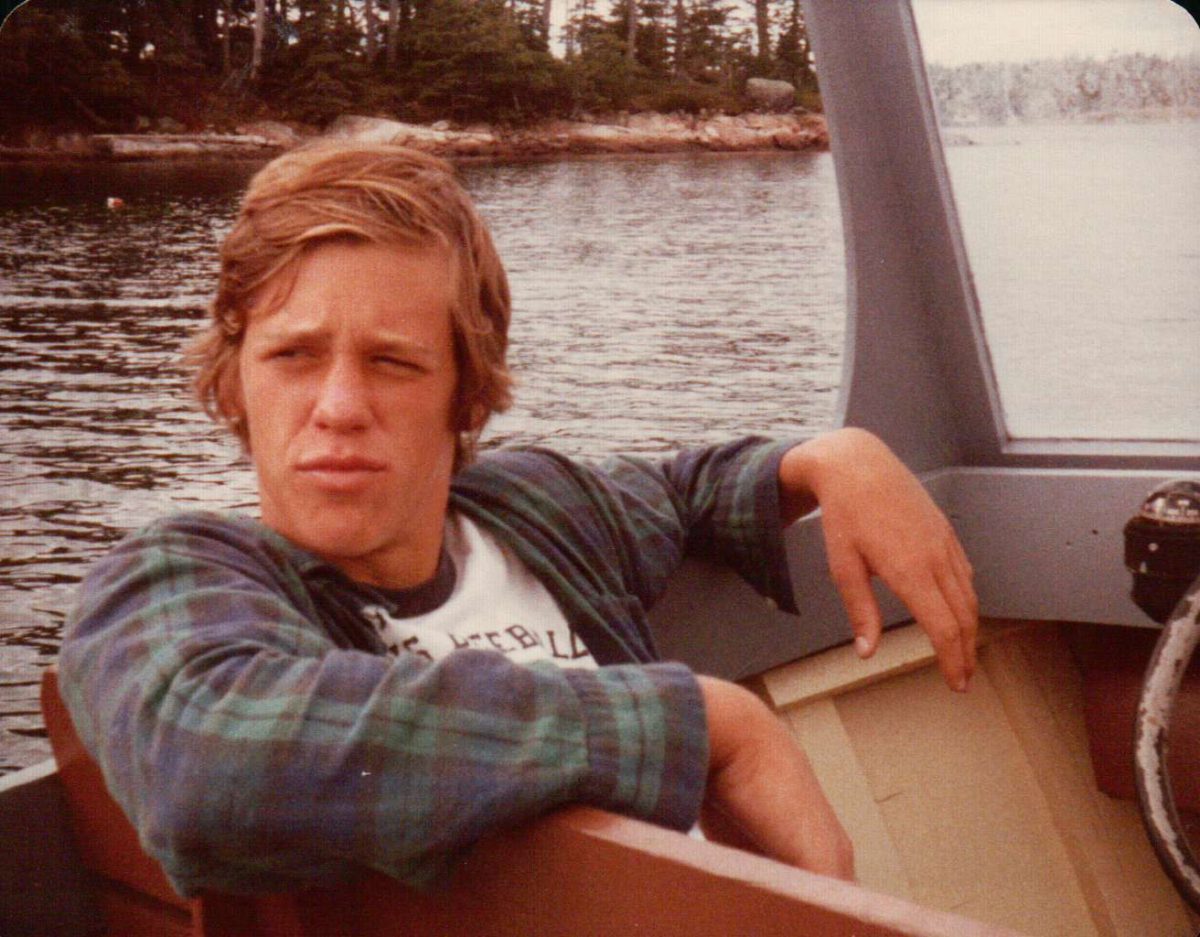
[39,667,1025,936]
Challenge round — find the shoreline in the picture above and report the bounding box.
[0,112,829,164]
[10,110,1194,165]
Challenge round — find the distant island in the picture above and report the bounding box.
[926,55,1200,126]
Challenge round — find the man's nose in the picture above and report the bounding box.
[312,358,371,431]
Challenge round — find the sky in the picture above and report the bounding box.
[911,0,1200,65]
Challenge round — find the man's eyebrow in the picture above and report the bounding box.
[254,325,438,358]
[367,335,440,359]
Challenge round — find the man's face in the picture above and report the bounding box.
[237,240,460,588]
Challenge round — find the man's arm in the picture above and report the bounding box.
[779,428,979,691]
[571,431,976,692]
[58,514,708,896]
[676,429,973,876]
[455,440,858,878]
[461,433,972,869]
[518,431,969,875]
[451,437,804,663]
[698,676,855,879]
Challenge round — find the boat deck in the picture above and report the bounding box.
[756,618,1198,935]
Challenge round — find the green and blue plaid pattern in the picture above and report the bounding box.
[59,438,798,895]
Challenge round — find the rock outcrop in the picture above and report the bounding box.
[324,112,828,158]
[323,115,500,156]
[91,133,282,159]
[745,78,796,112]
[235,121,303,147]
[1,111,828,162]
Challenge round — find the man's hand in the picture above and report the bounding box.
[779,428,978,692]
[697,676,855,880]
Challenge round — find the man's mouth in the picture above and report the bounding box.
[295,456,387,490]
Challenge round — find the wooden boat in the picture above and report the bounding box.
[2,1,1197,934]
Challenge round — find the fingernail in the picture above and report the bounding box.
[955,677,969,693]
[854,636,872,657]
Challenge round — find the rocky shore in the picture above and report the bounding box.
[0,111,828,163]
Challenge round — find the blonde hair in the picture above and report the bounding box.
[190,142,512,470]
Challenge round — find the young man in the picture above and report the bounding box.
[59,144,976,897]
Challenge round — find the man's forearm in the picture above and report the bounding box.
[698,676,854,880]
[59,516,710,894]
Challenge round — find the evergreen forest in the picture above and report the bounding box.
[0,0,819,140]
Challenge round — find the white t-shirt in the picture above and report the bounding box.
[359,512,597,670]
[361,513,705,838]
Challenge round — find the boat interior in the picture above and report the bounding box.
[2,1,1198,934]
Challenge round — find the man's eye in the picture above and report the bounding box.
[375,355,420,371]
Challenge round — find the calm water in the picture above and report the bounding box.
[2,123,1198,772]
[944,121,1200,440]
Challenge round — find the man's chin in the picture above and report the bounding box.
[270,515,381,564]
[257,489,444,586]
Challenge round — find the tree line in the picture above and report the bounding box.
[0,0,818,140]
[928,53,1200,126]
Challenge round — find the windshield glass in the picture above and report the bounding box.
[912,0,1200,441]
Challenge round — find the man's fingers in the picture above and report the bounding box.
[935,537,978,670]
[946,539,979,675]
[905,582,971,691]
[826,545,882,658]
[951,539,975,588]
[948,540,977,610]
[832,532,978,688]
[935,565,977,681]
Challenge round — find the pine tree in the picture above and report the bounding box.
[252,0,265,78]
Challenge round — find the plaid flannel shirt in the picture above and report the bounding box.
[59,437,798,896]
